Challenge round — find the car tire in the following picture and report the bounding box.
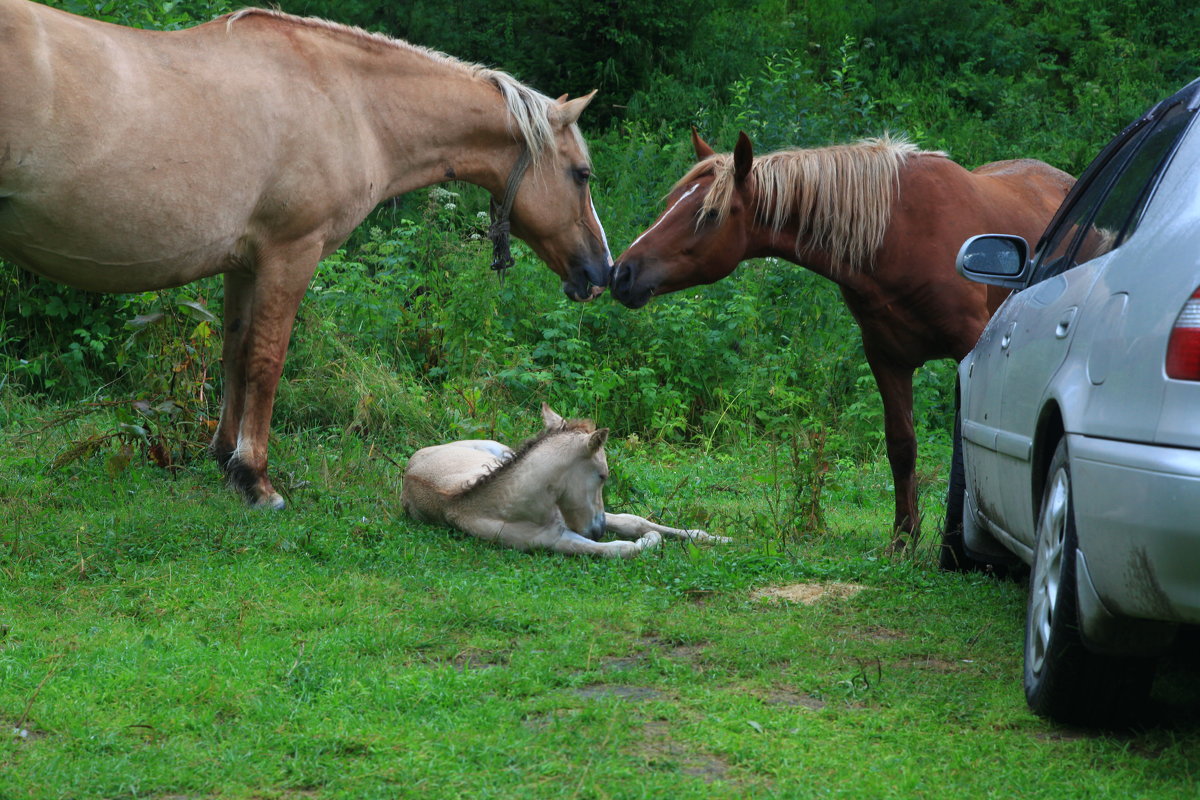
[939,408,990,572]
[1023,438,1155,726]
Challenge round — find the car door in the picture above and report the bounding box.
[963,128,1142,539]
[987,102,1196,542]
[961,280,1023,528]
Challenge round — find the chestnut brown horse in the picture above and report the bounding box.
[0,0,612,508]
[611,131,1074,550]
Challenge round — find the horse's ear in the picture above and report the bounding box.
[692,127,716,161]
[555,90,597,127]
[589,428,609,452]
[734,131,754,183]
[541,402,565,428]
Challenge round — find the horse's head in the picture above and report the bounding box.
[508,92,612,302]
[611,131,756,309]
[541,403,609,540]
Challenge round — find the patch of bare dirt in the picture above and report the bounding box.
[750,582,867,606]
[600,655,643,672]
[682,588,718,605]
[573,684,669,702]
[640,720,733,784]
[849,624,908,642]
[449,648,509,672]
[522,708,579,731]
[758,688,827,710]
[897,656,972,673]
[664,643,706,660]
[638,636,708,662]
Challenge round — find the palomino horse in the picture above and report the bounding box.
[611,131,1074,551]
[0,0,612,508]
[402,404,729,557]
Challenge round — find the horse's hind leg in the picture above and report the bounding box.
[603,513,730,543]
[221,241,321,509]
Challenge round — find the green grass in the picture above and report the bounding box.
[2,405,1199,799]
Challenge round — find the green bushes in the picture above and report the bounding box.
[3,0,1197,471]
[284,193,880,462]
[42,0,232,29]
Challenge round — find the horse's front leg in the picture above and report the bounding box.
[221,241,321,509]
[603,513,731,544]
[865,355,919,553]
[211,270,254,473]
[548,529,662,558]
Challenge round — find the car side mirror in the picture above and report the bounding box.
[956,234,1032,289]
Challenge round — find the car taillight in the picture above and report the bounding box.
[1166,286,1200,380]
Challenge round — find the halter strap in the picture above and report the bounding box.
[488,146,533,281]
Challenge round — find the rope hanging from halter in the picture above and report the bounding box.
[488,146,532,283]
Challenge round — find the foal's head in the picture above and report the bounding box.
[507,92,612,302]
[611,130,757,308]
[539,404,609,540]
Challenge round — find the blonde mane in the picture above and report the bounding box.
[225,9,562,162]
[679,136,945,272]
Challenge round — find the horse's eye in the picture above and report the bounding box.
[574,167,591,186]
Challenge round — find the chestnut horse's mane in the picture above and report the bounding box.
[677,136,947,273]
[225,8,571,163]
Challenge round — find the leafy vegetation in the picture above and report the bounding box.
[3,1,1200,793]
[7,0,1193,453]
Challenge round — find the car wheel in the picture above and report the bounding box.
[1023,438,1154,725]
[939,408,990,572]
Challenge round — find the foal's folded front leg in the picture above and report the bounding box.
[603,513,732,544]
[549,529,662,558]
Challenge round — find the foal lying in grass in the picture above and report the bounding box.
[401,405,728,557]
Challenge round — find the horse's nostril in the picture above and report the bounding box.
[613,261,636,295]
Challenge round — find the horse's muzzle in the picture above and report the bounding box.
[584,511,606,541]
[563,258,612,302]
[609,260,653,309]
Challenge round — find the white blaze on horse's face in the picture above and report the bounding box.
[627,182,701,252]
[509,93,612,303]
[611,174,748,309]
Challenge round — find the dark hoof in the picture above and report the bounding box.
[251,493,286,511]
[225,457,285,510]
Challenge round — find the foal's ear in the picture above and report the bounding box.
[541,402,565,428]
[734,131,754,183]
[589,428,610,452]
[554,90,597,127]
[691,127,716,161]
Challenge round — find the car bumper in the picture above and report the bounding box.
[1069,432,1200,625]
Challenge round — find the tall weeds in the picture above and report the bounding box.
[3,0,1192,478]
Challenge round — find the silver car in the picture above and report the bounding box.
[946,77,1200,725]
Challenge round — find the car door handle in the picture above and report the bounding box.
[1000,322,1016,350]
[1056,307,1078,339]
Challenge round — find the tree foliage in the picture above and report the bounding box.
[282,0,706,123]
[3,0,1198,455]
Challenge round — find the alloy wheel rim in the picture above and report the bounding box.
[1029,466,1069,677]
